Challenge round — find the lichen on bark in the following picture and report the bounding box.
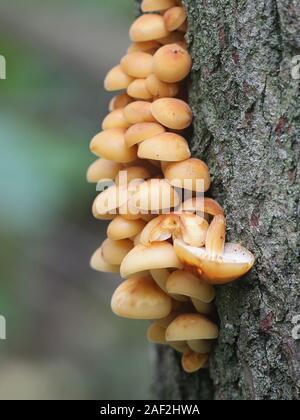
[135,0,300,400]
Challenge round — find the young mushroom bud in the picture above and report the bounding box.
[107,216,146,241]
[121,52,153,79]
[141,0,178,12]
[138,133,191,161]
[151,98,193,129]
[166,270,216,303]
[164,7,187,32]
[90,246,120,273]
[174,215,255,284]
[181,351,209,373]
[102,238,134,266]
[130,14,170,42]
[111,276,172,319]
[90,129,138,163]
[102,109,131,130]
[125,122,166,148]
[166,313,219,341]
[109,93,133,112]
[127,79,153,100]
[86,159,123,183]
[123,101,156,124]
[153,44,192,83]
[120,242,183,279]
[164,158,211,192]
[145,74,179,98]
[104,65,134,91]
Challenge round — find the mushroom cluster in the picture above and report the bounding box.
[87,0,255,374]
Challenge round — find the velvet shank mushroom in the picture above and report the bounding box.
[111,276,172,319]
[174,215,255,284]
[87,0,255,375]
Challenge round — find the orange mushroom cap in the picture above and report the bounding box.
[111,276,172,319]
[153,44,192,83]
[130,14,170,42]
[138,132,191,161]
[151,98,193,130]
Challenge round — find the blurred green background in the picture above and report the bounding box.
[0,0,153,399]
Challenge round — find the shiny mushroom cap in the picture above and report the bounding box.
[125,122,166,148]
[127,79,153,100]
[121,52,153,79]
[92,184,128,217]
[150,268,189,302]
[86,159,123,183]
[102,109,131,130]
[153,44,192,83]
[166,270,216,303]
[107,216,146,241]
[90,129,137,163]
[164,7,187,32]
[90,247,120,273]
[111,276,172,319]
[102,238,134,266]
[145,74,179,98]
[104,65,133,91]
[138,132,191,162]
[130,14,170,42]
[123,101,156,124]
[166,313,219,341]
[129,179,180,212]
[164,158,211,192]
[120,242,182,279]
[141,0,178,12]
[109,93,133,112]
[151,98,193,129]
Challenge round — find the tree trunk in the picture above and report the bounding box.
[137,0,300,400]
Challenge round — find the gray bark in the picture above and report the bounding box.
[137,0,300,400]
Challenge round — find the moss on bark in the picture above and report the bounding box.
[136,0,300,400]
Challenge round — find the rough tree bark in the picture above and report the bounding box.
[137,0,300,400]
